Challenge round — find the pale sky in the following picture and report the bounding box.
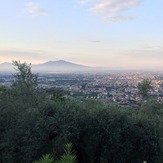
[0,0,163,69]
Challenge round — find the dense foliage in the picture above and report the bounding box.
[138,79,153,100]
[0,62,163,163]
[33,143,76,163]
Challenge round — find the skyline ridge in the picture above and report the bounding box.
[1,59,163,72]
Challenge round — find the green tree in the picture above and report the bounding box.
[51,89,65,101]
[11,61,46,108]
[138,79,153,101]
[33,144,76,163]
[0,86,6,93]
[58,143,76,163]
[12,60,38,90]
[0,61,163,163]
[33,154,54,163]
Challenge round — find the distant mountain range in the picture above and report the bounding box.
[0,60,160,73]
[33,60,93,72]
[0,62,14,72]
[0,60,95,72]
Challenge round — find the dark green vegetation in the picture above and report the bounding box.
[34,144,76,163]
[0,61,163,163]
[138,79,153,101]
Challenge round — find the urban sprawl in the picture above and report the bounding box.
[1,72,163,107]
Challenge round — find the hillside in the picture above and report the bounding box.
[0,60,93,72]
[33,60,92,72]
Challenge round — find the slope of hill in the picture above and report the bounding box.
[0,62,14,72]
[33,60,92,72]
[0,60,93,72]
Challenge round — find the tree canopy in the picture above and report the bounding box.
[0,62,162,163]
[138,79,153,100]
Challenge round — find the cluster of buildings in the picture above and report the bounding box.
[1,72,163,106]
[33,72,163,106]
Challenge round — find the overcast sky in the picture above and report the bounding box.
[0,0,163,69]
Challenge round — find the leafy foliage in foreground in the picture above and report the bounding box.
[33,154,54,163]
[58,143,76,163]
[34,143,76,163]
[0,62,163,163]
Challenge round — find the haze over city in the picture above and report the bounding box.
[0,0,163,70]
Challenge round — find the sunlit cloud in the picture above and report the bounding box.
[25,2,48,16]
[89,40,101,43]
[122,48,163,60]
[80,0,144,21]
[0,49,46,61]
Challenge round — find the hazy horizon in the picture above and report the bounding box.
[1,60,163,72]
[0,0,163,69]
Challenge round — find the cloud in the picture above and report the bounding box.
[0,49,46,59]
[89,40,101,43]
[25,2,48,16]
[123,48,163,60]
[80,0,143,22]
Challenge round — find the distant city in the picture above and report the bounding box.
[1,67,163,107]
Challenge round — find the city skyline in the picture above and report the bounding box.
[0,0,163,69]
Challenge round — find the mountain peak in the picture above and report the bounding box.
[1,62,11,65]
[0,60,93,72]
[42,60,73,66]
[56,60,67,62]
[34,60,91,72]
